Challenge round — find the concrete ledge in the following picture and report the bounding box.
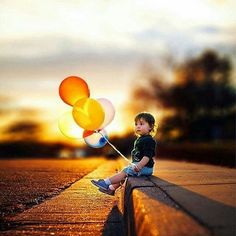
[123,177,211,236]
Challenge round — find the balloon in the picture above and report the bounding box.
[83,129,108,148]
[59,76,90,106]
[58,111,83,139]
[72,98,105,130]
[97,98,115,129]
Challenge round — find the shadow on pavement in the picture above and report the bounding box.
[102,205,125,236]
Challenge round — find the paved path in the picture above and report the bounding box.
[125,160,236,236]
[0,158,105,219]
[154,160,236,233]
[1,159,125,236]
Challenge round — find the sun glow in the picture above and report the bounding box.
[0,0,235,144]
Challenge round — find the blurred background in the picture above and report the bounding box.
[0,0,235,165]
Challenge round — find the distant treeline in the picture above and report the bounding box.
[0,135,235,167]
[0,141,69,158]
[156,141,235,167]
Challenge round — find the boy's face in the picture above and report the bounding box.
[135,118,152,136]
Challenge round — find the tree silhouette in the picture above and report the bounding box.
[0,120,73,158]
[3,120,42,141]
[132,50,236,141]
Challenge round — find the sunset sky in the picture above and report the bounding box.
[0,0,235,144]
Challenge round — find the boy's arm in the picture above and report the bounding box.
[133,156,149,172]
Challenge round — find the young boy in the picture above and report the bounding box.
[91,112,157,195]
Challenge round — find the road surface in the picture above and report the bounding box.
[0,157,235,235]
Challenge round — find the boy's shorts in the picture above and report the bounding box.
[123,162,153,177]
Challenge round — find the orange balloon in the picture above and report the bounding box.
[59,76,90,106]
[72,98,105,130]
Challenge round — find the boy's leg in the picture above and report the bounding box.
[99,182,122,196]
[91,170,127,191]
[109,183,120,190]
[108,170,127,185]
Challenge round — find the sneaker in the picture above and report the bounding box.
[91,179,109,190]
[99,187,115,196]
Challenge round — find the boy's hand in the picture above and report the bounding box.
[131,163,140,172]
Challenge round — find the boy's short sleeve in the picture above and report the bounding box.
[142,137,156,158]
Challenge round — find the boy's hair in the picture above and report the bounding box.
[134,112,157,136]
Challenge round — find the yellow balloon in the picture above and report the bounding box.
[72,98,105,130]
[58,111,83,139]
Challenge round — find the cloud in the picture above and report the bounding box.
[1,0,235,59]
[0,95,13,103]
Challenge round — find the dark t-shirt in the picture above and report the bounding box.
[131,135,156,168]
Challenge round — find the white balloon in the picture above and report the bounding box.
[97,98,115,129]
[84,129,108,148]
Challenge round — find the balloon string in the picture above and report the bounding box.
[97,131,132,164]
